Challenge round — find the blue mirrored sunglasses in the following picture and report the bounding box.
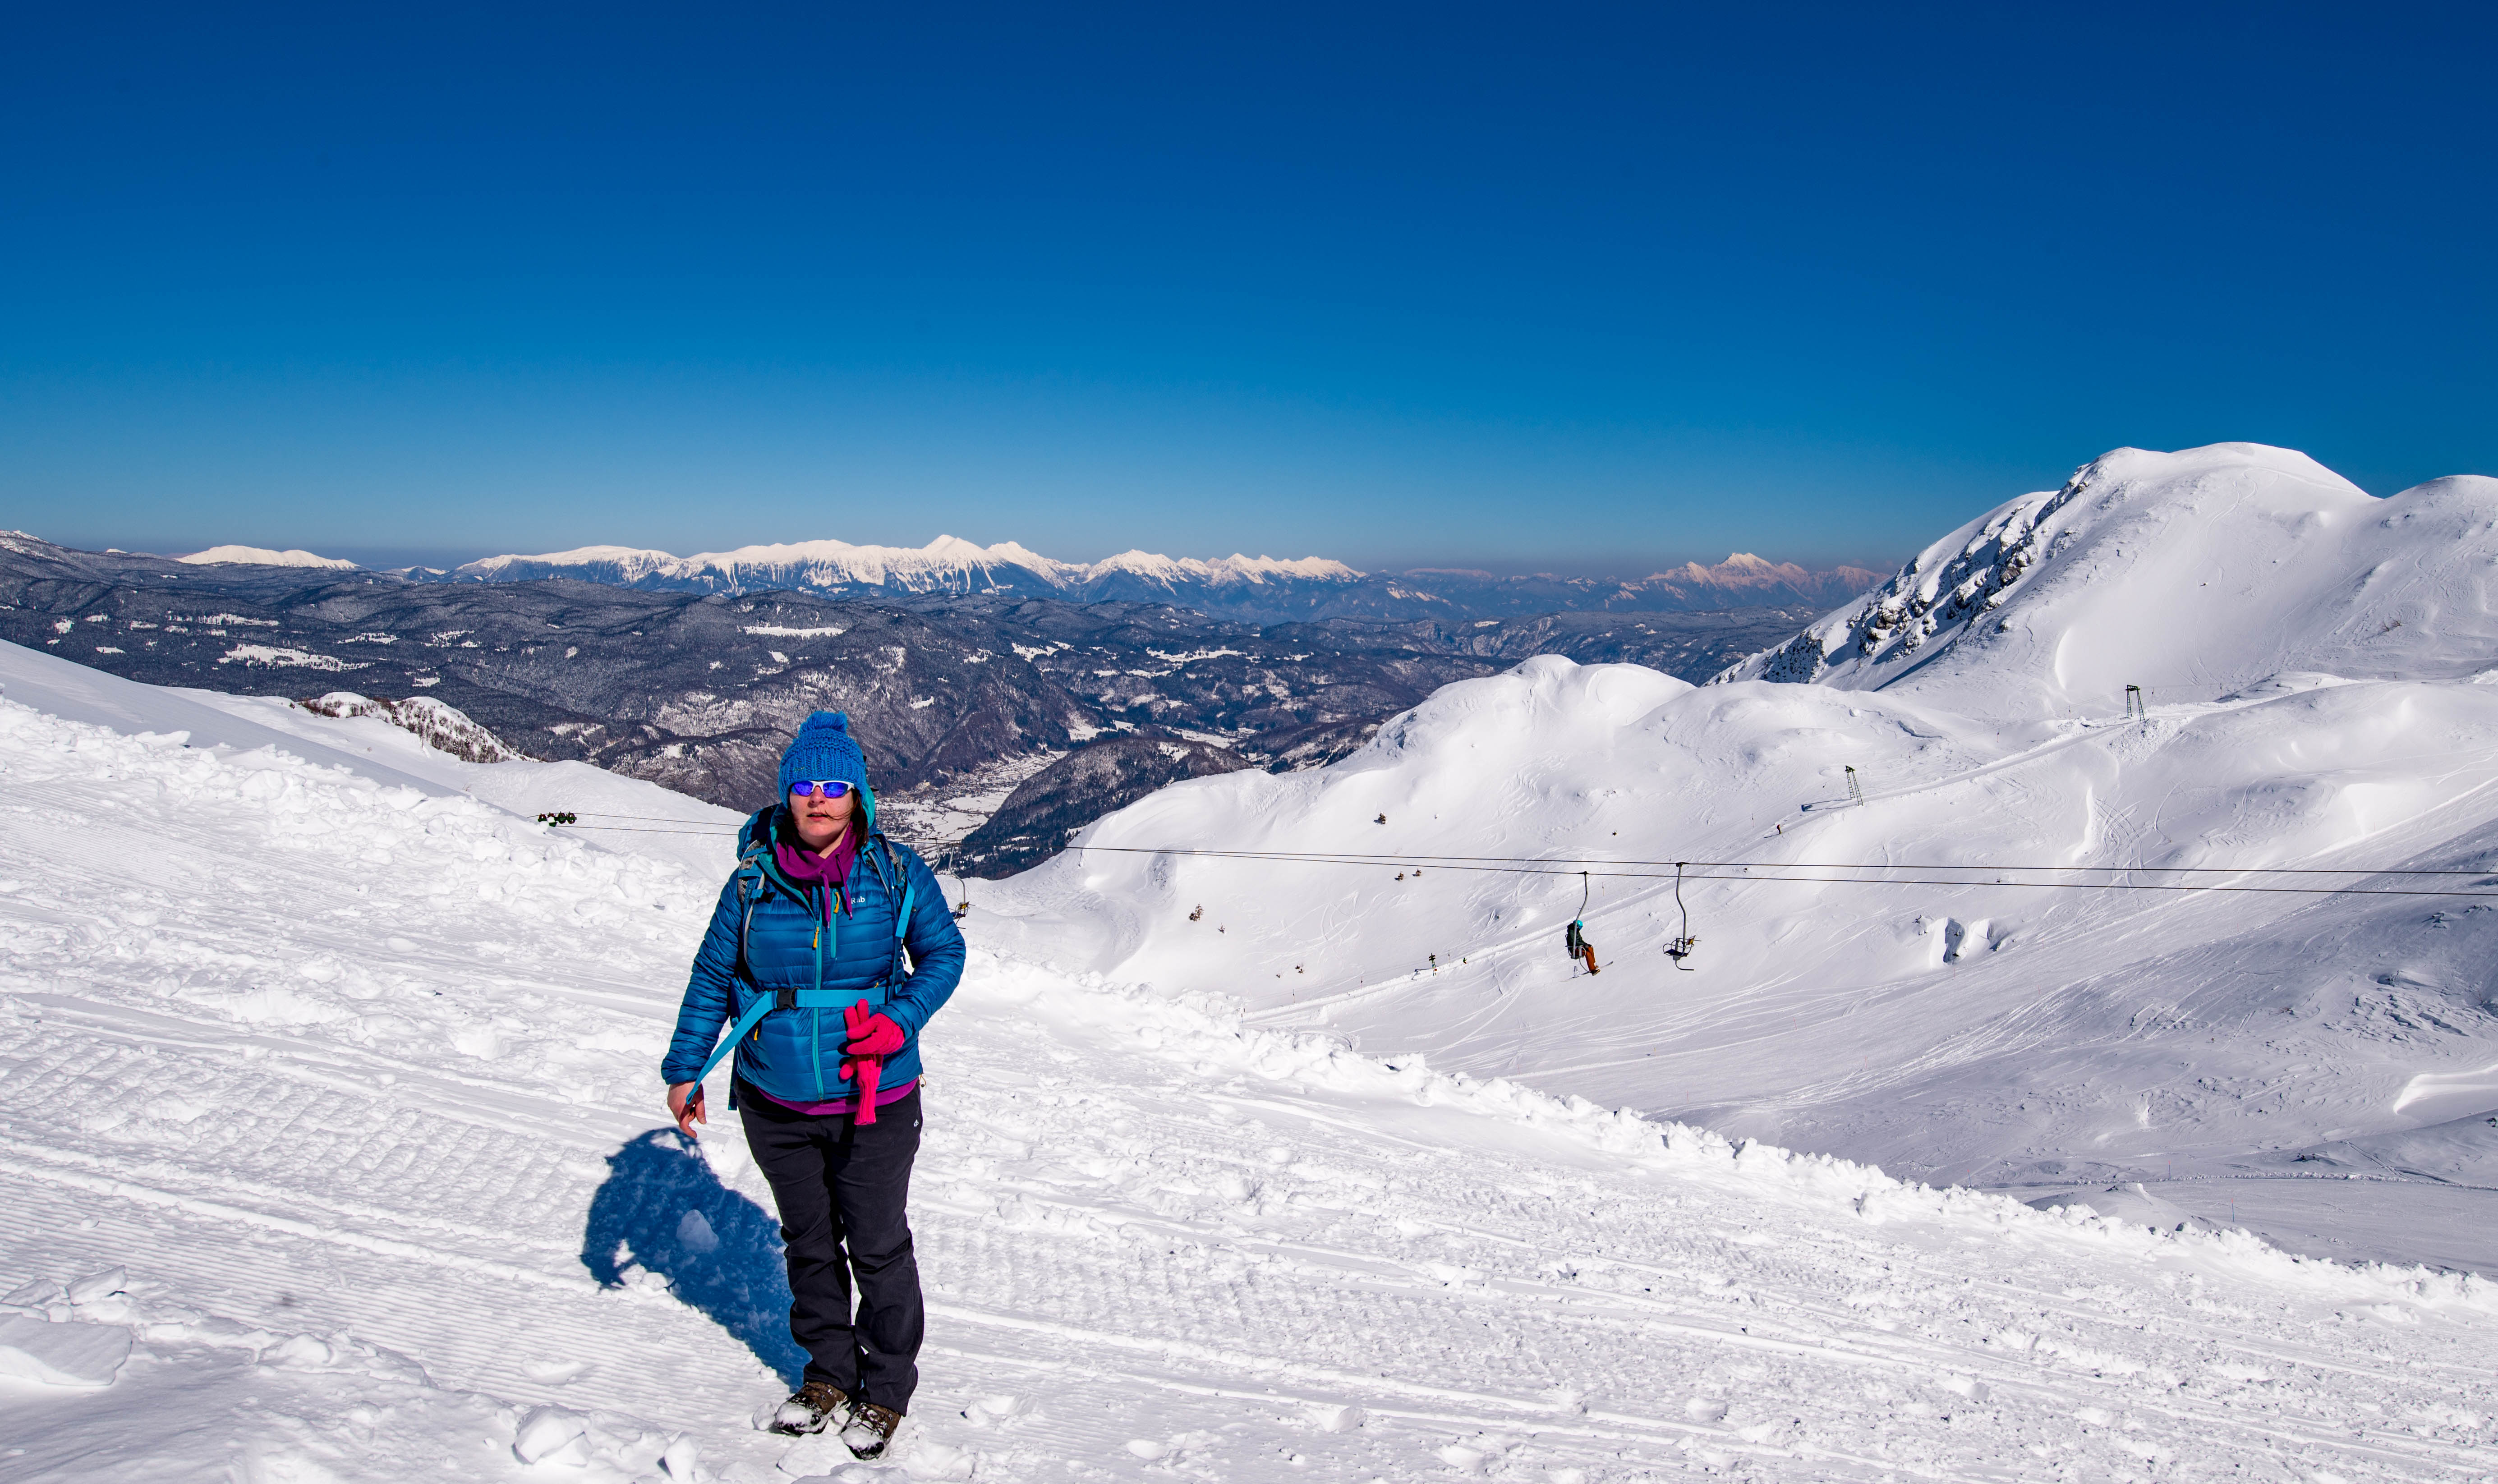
[790,780,856,799]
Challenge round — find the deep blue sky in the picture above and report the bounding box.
[4,3,2489,573]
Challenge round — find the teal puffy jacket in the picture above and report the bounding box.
[662,807,966,1104]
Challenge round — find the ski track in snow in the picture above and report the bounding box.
[5,668,2498,1478]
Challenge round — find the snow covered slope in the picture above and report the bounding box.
[975,445,2498,1274]
[0,637,741,882]
[9,613,2498,1478]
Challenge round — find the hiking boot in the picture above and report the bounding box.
[769,1381,852,1436]
[842,1401,903,1459]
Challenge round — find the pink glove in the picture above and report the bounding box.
[841,1004,905,1125]
[843,1005,907,1057]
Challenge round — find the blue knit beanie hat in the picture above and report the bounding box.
[777,711,873,815]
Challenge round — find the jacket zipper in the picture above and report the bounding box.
[811,883,828,1101]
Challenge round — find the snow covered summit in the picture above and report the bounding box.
[178,544,359,569]
[1717,442,2498,719]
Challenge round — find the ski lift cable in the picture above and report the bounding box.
[1079,845,2496,878]
[544,819,744,829]
[1077,847,2498,897]
[530,811,745,826]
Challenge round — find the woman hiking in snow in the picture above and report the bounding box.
[662,711,966,1458]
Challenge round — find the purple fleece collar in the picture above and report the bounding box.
[773,821,856,893]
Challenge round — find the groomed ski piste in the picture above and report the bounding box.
[3,445,2498,1481]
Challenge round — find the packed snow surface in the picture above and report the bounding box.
[976,444,2498,1275]
[9,640,2498,1477]
[177,546,359,569]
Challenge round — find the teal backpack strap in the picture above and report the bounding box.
[732,843,773,974]
[690,991,773,1089]
[888,842,914,947]
[697,848,779,1092]
[874,837,911,1006]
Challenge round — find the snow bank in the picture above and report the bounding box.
[0,1316,132,1388]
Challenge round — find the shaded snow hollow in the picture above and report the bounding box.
[6,639,2498,1478]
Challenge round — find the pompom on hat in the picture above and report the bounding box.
[777,711,874,821]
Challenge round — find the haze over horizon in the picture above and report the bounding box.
[5,4,2490,573]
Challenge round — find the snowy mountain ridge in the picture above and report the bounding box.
[447,535,1360,594]
[431,535,1882,624]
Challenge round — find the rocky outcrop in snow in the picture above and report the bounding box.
[1730,461,2096,684]
[302,692,526,763]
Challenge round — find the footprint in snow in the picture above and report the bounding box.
[959,1394,1024,1428]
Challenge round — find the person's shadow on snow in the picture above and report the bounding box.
[580,1129,805,1383]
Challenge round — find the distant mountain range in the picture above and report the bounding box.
[338,537,1879,626]
[2,532,1827,872]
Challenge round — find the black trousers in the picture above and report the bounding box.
[739,1083,924,1412]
